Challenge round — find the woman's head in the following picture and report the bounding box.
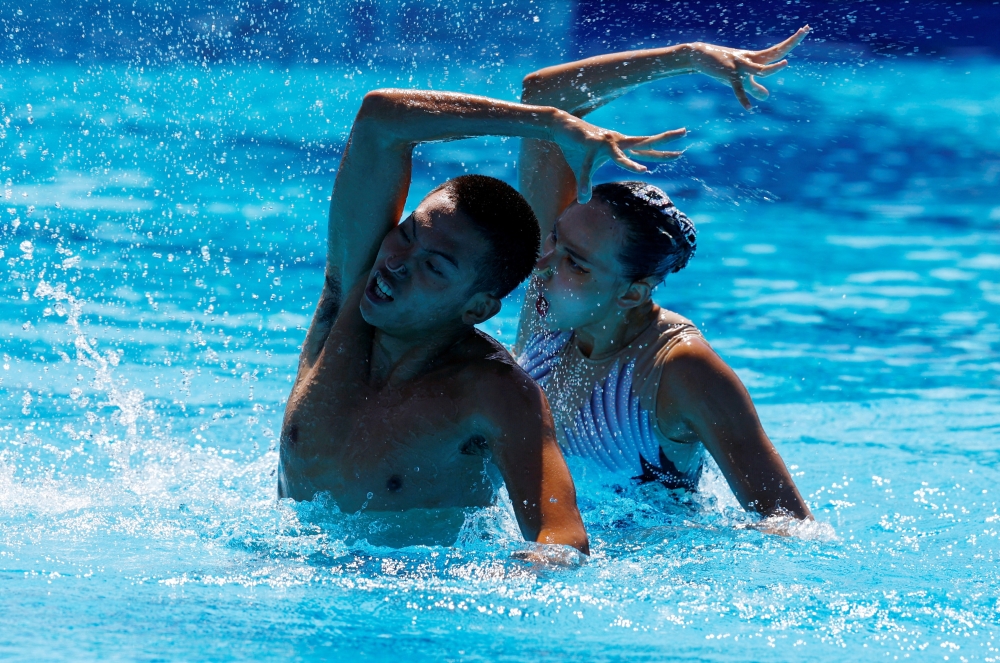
[593,181,697,282]
[532,181,696,331]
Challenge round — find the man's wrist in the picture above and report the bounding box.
[540,106,569,141]
[669,43,699,73]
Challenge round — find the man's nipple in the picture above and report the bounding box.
[386,474,403,492]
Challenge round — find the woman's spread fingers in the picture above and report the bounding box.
[755,60,789,77]
[731,77,753,110]
[627,149,684,162]
[754,26,810,62]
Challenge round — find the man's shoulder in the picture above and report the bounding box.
[461,330,536,380]
[451,329,544,404]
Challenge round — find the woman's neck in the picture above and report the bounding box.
[572,301,657,360]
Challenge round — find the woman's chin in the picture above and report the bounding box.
[539,312,574,331]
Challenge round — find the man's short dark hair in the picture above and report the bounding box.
[434,174,540,299]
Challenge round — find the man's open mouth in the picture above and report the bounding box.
[367,270,394,302]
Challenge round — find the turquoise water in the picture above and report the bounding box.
[2,55,999,661]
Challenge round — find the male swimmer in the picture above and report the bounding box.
[277,88,682,552]
[513,29,814,520]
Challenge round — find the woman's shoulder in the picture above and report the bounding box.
[652,306,701,338]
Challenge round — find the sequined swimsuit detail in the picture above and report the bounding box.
[516,312,705,490]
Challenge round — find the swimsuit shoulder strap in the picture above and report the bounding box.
[630,309,704,423]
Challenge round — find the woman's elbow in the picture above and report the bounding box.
[520,71,549,103]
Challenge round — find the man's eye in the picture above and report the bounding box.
[426,261,443,276]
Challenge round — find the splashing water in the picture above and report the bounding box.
[2,22,1000,663]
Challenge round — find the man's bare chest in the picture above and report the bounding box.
[281,368,494,508]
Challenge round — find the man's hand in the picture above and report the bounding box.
[512,542,588,568]
[549,111,688,203]
[689,26,811,110]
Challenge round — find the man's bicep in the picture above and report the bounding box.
[489,392,548,538]
[490,384,588,552]
[326,108,413,294]
[297,271,342,373]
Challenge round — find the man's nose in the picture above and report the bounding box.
[385,254,408,277]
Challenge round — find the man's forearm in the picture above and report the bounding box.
[521,44,696,116]
[537,526,590,555]
[359,88,568,148]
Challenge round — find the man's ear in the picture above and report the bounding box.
[461,291,501,325]
[617,279,653,310]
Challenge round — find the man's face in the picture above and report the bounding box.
[360,190,494,337]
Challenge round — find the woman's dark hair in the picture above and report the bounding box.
[591,181,697,283]
[434,174,540,299]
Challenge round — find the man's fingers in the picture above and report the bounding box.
[731,77,752,110]
[621,127,687,149]
[752,25,810,63]
[747,76,770,101]
[611,144,648,173]
[738,56,788,78]
[627,148,685,162]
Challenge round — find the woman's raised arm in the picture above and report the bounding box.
[517,26,810,233]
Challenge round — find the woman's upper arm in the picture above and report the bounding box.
[658,340,811,518]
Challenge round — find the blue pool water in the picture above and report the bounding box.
[2,17,1000,663]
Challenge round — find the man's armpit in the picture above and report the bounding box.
[319,272,343,323]
[301,273,343,364]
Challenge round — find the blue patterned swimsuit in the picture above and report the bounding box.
[516,310,706,490]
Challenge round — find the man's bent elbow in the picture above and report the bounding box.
[358,89,400,119]
[353,89,411,147]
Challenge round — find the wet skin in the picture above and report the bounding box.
[513,32,814,521]
[516,197,812,520]
[526,200,705,447]
[276,86,676,552]
[280,196,549,515]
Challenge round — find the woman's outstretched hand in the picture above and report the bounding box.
[549,111,687,203]
[689,26,811,110]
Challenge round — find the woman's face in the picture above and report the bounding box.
[532,200,630,331]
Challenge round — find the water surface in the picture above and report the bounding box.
[1,54,999,661]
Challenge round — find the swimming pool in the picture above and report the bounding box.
[2,9,999,662]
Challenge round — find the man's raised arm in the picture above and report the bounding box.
[298,89,679,369]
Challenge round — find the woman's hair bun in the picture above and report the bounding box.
[592,181,696,283]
